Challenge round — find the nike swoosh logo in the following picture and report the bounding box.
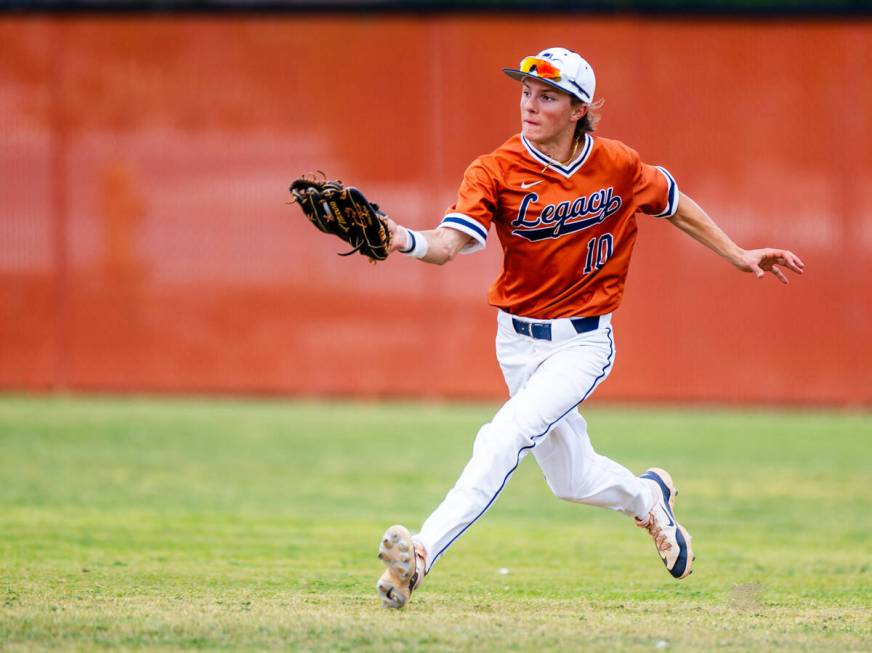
[661,505,675,527]
[520,180,543,189]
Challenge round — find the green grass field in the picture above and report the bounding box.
[0,395,869,651]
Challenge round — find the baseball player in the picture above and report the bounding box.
[375,47,804,609]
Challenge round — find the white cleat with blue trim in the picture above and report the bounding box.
[376,524,426,609]
[636,468,694,579]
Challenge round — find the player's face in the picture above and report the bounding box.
[520,79,576,146]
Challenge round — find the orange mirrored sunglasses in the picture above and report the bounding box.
[519,56,562,80]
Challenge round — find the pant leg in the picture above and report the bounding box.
[417,325,618,571]
[532,410,654,519]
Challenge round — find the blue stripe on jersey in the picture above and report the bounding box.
[653,166,679,217]
[428,326,615,570]
[441,215,488,242]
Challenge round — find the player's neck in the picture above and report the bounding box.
[528,130,579,166]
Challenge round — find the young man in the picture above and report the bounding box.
[375,47,804,609]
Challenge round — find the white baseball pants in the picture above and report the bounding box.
[416,310,655,571]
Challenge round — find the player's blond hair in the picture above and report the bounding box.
[572,98,604,138]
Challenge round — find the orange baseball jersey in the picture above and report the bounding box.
[439,133,678,319]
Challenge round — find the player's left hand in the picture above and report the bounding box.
[385,217,411,253]
[738,248,805,284]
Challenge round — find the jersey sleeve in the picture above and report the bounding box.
[634,157,680,218]
[439,159,497,254]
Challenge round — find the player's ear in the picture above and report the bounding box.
[570,101,588,123]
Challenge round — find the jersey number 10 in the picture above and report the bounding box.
[583,233,614,275]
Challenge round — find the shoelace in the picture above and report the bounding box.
[409,544,427,591]
[638,512,672,552]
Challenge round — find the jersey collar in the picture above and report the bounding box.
[521,133,594,178]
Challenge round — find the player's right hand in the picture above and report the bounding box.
[739,248,805,284]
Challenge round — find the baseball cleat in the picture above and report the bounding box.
[375,524,427,609]
[636,468,694,579]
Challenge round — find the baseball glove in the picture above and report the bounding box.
[289,174,392,261]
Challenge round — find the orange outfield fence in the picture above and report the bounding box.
[0,15,869,406]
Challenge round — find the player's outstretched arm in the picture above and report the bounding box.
[386,218,472,265]
[667,192,805,284]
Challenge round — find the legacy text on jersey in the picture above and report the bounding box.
[511,186,622,241]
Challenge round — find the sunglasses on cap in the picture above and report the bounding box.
[519,56,562,81]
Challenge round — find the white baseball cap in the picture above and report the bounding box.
[503,47,596,103]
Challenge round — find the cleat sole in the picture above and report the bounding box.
[376,525,418,609]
